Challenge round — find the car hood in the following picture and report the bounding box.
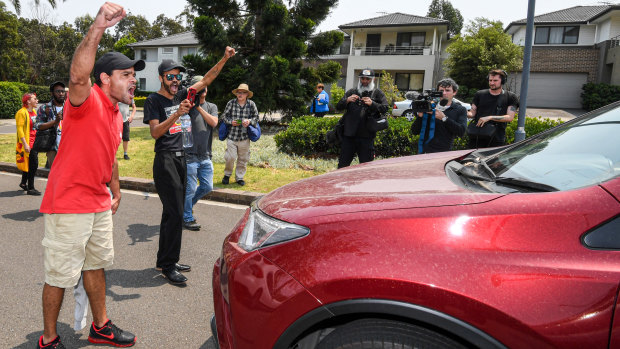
[259,150,505,220]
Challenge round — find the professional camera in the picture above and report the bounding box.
[411,89,446,114]
[356,90,372,106]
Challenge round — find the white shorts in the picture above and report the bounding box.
[42,211,114,288]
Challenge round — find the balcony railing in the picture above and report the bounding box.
[610,34,620,49]
[351,44,433,56]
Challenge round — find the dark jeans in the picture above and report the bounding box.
[153,151,186,270]
[20,150,38,189]
[338,136,374,169]
[314,112,327,118]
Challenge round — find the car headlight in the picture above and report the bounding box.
[238,205,310,252]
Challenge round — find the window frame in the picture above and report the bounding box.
[534,25,580,45]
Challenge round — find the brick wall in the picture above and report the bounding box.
[529,46,600,82]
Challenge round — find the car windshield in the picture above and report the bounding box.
[483,102,620,191]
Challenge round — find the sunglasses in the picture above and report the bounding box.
[53,89,66,94]
[165,74,183,81]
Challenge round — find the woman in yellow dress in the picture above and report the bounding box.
[15,93,40,195]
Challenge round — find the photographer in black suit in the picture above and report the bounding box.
[336,68,389,168]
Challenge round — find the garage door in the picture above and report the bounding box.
[517,72,588,109]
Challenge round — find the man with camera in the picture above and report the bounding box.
[411,78,467,153]
[467,69,519,148]
[336,68,389,168]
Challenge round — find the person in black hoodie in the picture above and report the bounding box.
[336,68,389,168]
[411,78,467,153]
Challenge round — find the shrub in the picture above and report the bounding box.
[134,96,147,108]
[0,82,27,119]
[330,84,344,111]
[581,83,620,111]
[29,85,51,103]
[274,116,340,156]
[276,114,564,158]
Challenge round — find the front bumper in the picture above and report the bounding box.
[211,240,324,349]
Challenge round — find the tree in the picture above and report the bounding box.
[444,18,523,90]
[152,14,186,37]
[379,71,402,105]
[187,0,343,119]
[9,0,64,15]
[427,0,463,38]
[0,1,30,81]
[115,13,154,41]
[114,34,137,59]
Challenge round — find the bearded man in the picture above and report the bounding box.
[143,47,235,285]
[335,68,389,168]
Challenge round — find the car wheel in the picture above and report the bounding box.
[316,318,468,349]
[402,110,415,121]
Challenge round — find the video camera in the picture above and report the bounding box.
[411,89,446,114]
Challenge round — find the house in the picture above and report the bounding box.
[127,31,201,92]
[505,5,620,109]
[319,13,449,93]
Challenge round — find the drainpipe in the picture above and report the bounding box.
[515,0,535,143]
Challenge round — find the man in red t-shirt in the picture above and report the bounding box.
[37,3,144,349]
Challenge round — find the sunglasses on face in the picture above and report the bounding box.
[165,74,183,81]
[53,90,66,94]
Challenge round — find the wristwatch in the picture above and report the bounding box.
[441,116,448,122]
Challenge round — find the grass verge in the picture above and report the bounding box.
[0,127,339,193]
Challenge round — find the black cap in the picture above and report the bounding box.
[358,68,374,78]
[158,59,186,75]
[94,52,145,83]
[49,81,65,92]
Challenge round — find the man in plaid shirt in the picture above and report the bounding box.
[221,83,259,186]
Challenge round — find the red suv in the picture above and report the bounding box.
[211,102,620,349]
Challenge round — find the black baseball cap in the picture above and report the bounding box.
[158,59,186,75]
[94,51,145,83]
[49,81,65,92]
[358,68,374,78]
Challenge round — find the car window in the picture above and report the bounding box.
[485,103,620,191]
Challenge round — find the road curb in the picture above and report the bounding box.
[0,161,261,206]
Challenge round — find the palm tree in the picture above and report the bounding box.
[11,0,65,15]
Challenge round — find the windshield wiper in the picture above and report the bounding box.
[456,157,496,180]
[494,177,558,192]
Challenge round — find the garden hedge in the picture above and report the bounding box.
[275,115,563,158]
[581,83,620,111]
[0,82,50,119]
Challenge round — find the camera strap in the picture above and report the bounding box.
[417,110,436,154]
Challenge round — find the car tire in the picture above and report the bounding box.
[402,110,415,121]
[316,318,468,349]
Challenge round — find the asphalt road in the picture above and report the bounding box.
[0,171,247,348]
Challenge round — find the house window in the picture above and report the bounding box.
[395,73,424,92]
[396,32,425,47]
[187,47,196,55]
[162,47,174,54]
[534,26,579,44]
[140,49,147,60]
[139,78,146,90]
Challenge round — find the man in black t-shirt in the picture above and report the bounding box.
[467,69,519,148]
[143,47,235,285]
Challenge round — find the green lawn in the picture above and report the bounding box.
[0,127,338,193]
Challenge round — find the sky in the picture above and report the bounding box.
[10,0,610,32]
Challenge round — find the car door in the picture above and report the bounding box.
[597,177,620,348]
